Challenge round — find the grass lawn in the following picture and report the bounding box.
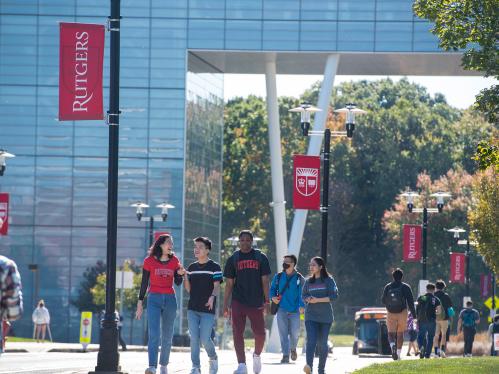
[354,357,499,374]
[6,337,38,342]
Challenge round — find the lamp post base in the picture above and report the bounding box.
[89,318,126,374]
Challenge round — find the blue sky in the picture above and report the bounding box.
[225,75,497,109]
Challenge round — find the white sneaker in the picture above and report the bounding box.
[159,365,168,374]
[209,358,218,374]
[190,368,200,374]
[145,368,156,374]
[253,354,262,374]
[233,363,247,374]
[440,351,446,358]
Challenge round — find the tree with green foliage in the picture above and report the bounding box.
[71,260,106,312]
[223,79,492,314]
[413,0,499,124]
[90,259,142,313]
[468,169,499,273]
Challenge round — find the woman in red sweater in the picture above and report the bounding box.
[136,234,185,374]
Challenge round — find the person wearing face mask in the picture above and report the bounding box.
[270,254,305,364]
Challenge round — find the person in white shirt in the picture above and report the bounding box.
[32,300,50,343]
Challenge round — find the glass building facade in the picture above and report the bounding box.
[0,0,445,342]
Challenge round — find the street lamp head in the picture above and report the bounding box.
[446,227,466,242]
[431,191,451,213]
[156,202,175,222]
[289,102,321,137]
[225,236,239,248]
[334,103,366,138]
[130,201,149,221]
[400,191,419,213]
[0,149,15,177]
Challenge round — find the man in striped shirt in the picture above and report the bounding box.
[183,237,222,374]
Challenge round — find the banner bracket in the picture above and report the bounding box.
[106,17,121,32]
[106,112,120,126]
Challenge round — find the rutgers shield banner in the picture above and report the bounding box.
[293,155,321,210]
[402,224,422,262]
[0,193,9,236]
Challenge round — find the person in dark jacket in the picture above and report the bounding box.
[416,283,441,359]
[381,268,416,360]
[433,280,453,357]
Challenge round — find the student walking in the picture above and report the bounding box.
[458,301,480,357]
[223,230,271,374]
[0,255,23,354]
[270,254,305,364]
[406,311,418,356]
[32,300,50,343]
[487,314,499,356]
[302,257,338,374]
[433,280,453,357]
[183,237,222,374]
[135,234,185,374]
[416,283,441,359]
[381,268,417,360]
[115,310,127,351]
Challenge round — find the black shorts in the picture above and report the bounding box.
[409,329,417,342]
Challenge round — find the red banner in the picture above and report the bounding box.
[59,22,105,121]
[0,193,9,236]
[402,224,422,262]
[293,155,321,210]
[480,274,491,298]
[450,253,466,284]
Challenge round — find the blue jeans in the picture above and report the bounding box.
[305,320,332,373]
[276,308,300,355]
[417,321,436,358]
[147,293,177,368]
[187,310,217,368]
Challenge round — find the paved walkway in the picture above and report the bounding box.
[0,342,406,373]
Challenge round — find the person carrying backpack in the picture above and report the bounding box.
[223,230,271,374]
[270,254,305,363]
[433,280,454,357]
[416,283,441,359]
[487,314,499,356]
[381,268,417,360]
[458,301,480,357]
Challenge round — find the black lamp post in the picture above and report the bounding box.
[401,191,451,280]
[90,1,123,373]
[290,103,366,264]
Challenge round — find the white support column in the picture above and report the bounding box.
[265,57,288,265]
[288,54,340,258]
[265,56,289,354]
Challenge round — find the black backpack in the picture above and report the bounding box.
[417,295,436,322]
[385,284,405,313]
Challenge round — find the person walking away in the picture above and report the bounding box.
[302,257,338,374]
[223,230,271,374]
[406,311,419,356]
[135,234,185,374]
[458,300,480,357]
[433,280,453,357]
[270,254,305,363]
[0,255,22,354]
[183,237,222,374]
[32,300,50,343]
[487,314,499,356]
[416,283,441,359]
[115,310,127,351]
[381,268,417,360]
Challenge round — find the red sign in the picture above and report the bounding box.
[293,155,321,210]
[450,253,466,283]
[154,231,171,243]
[402,224,422,262]
[480,274,491,298]
[0,193,9,236]
[59,22,105,121]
